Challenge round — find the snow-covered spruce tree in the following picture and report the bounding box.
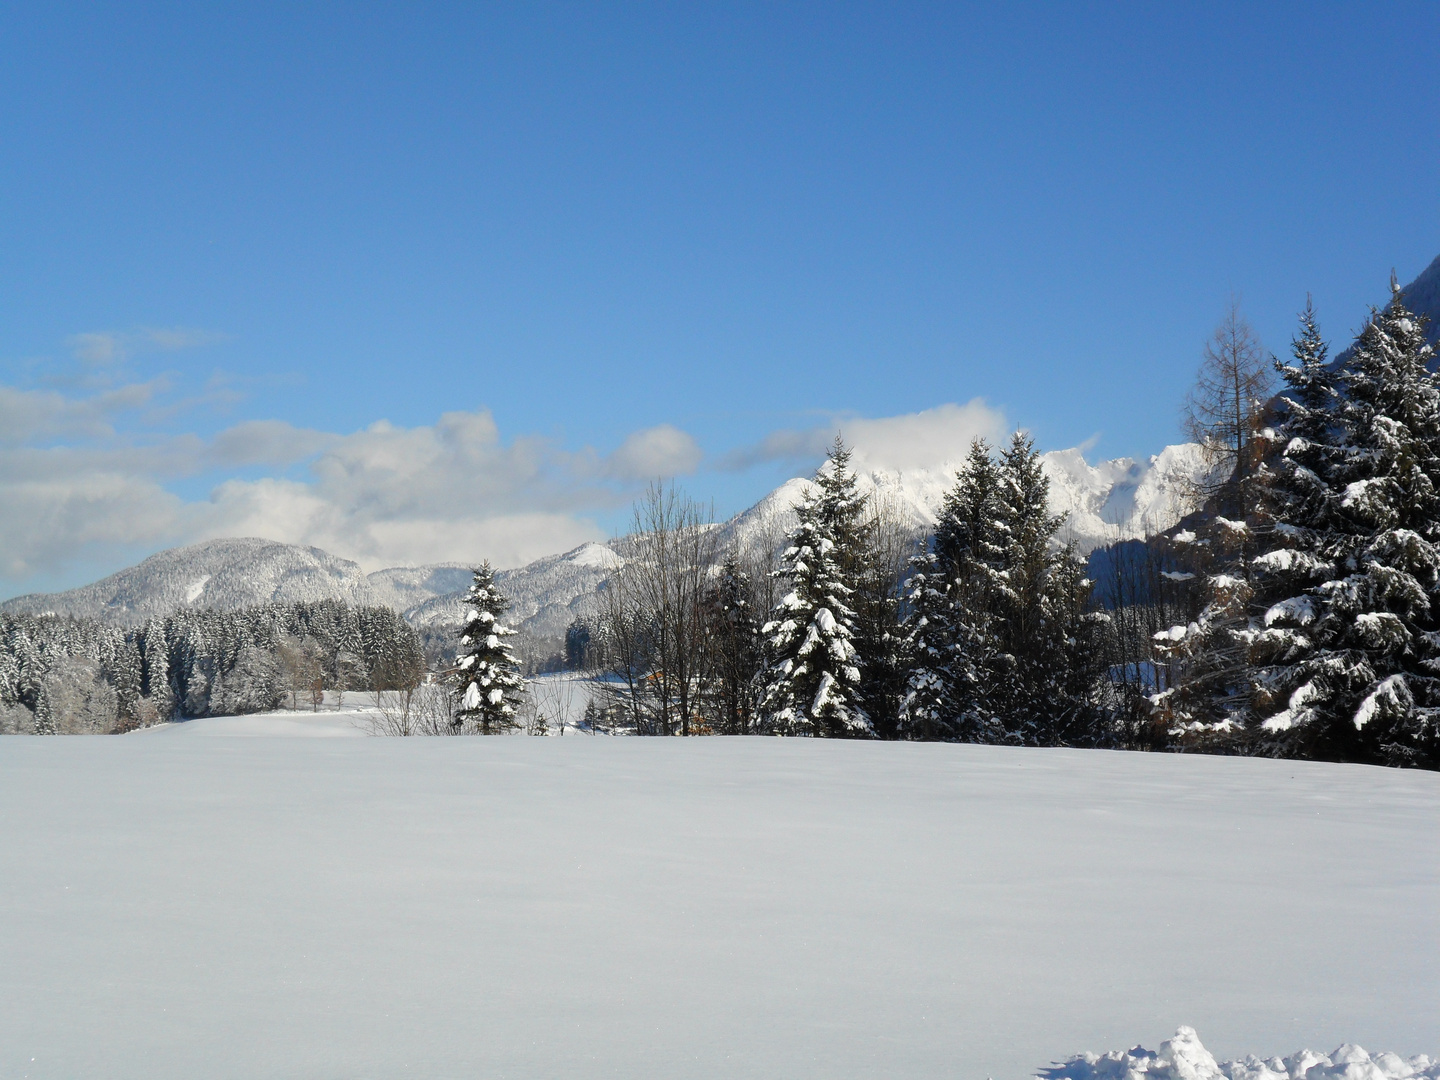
[705,554,761,735]
[1251,282,1440,766]
[760,437,873,737]
[922,437,1007,739]
[1247,299,1354,757]
[989,433,1106,744]
[896,549,956,740]
[1149,516,1259,746]
[850,494,919,739]
[454,563,526,734]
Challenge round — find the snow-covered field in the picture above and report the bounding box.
[1,737,1436,1079]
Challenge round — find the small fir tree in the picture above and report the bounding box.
[706,554,761,735]
[896,550,956,739]
[760,437,873,737]
[454,563,526,734]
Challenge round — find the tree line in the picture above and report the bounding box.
[510,275,1439,769]
[555,433,1103,742]
[0,600,423,734]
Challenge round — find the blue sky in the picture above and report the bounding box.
[2,3,1438,595]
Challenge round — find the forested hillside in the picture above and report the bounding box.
[0,601,420,734]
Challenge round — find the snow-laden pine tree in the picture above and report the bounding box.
[1251,283,1440,765]
[760,437,873,737]
[896,549,956,739]
[706,554,761,735]
[989,433,1105,743]
[929,438,1007,738]
[1149,516,1259,745]
[454,563,526,734]
[901,435,1101,743]
[1248,300,1353,756]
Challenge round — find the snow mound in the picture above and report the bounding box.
[1040,1027,1439,1080]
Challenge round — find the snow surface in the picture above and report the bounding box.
[1,740,1436,1080]
[141,707,374,737]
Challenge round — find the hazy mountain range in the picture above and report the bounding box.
[2,442,1207,640]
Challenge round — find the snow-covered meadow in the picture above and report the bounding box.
[1,736,1436,1079]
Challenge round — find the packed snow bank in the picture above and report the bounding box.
[1,743,1437,1080]
[1040,1026,1439,1080]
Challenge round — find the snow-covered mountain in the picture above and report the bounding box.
[717,442,1206,558]
[2,443,1207,635]
[0,537,627,645]
[0,538,377,623]
[408,542,623,642]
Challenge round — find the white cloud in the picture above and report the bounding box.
[603,424,704,480]
[842,401,1009,472]
[205,420,337,468]
[67,326,226,365]
[192,410,614,569]
[723,399,1009,473]
[0,369,1013,595]
[0,381,719,588]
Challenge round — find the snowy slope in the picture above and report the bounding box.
[2,739,1435,1079]
[406,540,623,640]
[365,562,475,614]
[0,537,377,622]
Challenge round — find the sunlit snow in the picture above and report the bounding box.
[1,736,1436,1079]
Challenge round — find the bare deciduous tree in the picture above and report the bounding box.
[366,682,455,736]
[594,483,719,735]
[1182,299,1273,517]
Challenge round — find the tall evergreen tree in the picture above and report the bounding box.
[760,437,872,737]
[706,554,761,735]
[902,435,1102,743]
[454,563,526,734]
[910,440,1013,743]
[1257,282,1440,765]
[990,433,1105,743]
[1248,299,1352,756]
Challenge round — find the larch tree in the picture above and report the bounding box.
[1153,305,1276,744]
[1183,299,1274,522]
[454,562,526,734]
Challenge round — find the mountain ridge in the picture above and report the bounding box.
[2,441,1206,637]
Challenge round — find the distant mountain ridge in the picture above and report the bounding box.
[0,538,376,624]
[2,442,1207,637]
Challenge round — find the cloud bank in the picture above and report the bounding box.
[0,361,1015,595]
[0,376,718,586]
[722,400,1008,473]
